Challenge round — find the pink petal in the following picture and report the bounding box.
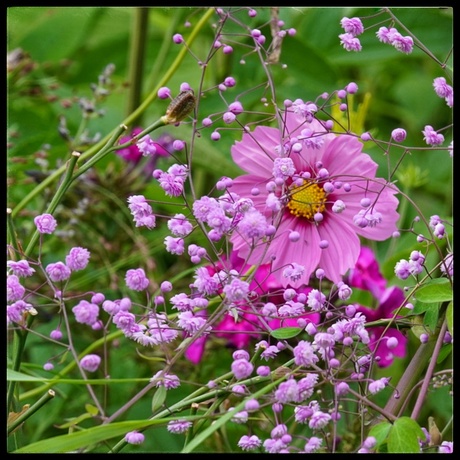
[317,213,361,283]
[269,216,322,287]
[231,126,278,175]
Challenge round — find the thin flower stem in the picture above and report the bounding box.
[59,293,106,417]
[383,333,437,418]
[410,317,448,420]
[17,328,124,402]
[382,7,451,72]
[8,390,55,435]
[346,388,397,423]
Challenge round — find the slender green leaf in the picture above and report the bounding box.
[13,416,200,453]
[151,386,167,413]
[7,369,49,382]
[270,327,303,340]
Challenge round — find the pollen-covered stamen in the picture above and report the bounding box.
[286,180,327,219]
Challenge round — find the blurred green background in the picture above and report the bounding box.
[7,7,452,452]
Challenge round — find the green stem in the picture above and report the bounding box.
[125,8,149,119]
[69,124,129,181]
[145,9,181,92]
[7,208,22,258]
[23,151,81,258]
[8,390,55,435]
[7,322,32,413]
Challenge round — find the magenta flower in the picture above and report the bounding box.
[184,251,320,364]
[116,127,144,163]
[229,110,400,288]
[346,246,387,298]
[355,286,408,367]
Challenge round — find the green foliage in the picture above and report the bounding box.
[370,417,426,453]
[270,327,302,340]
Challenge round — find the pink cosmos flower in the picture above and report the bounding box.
[355,286,408,367]
[229,109,399,288]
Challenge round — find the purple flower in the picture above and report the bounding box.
[223,278,250,303]
[172,34,184,44]
[7,274,25,302]
[368,377,390,394]
[422,125,444,146]
[304,436,323,453]
[355,286,408,367]
[125,268,150,291]
[340,17,364,36]
[391,128,407,143]
[231,358,254,380]
[65,247,90,271]
[293,340,319,367]
[150,370,180,390]
[127,195,156,229]
[433,77,453,99]
[72,300,100,325]
[441,253,453,277]
[167,213,193,237]
[229,110,399,288]
[164,236,185,255]
[34,213,57,234]
[339,33,362,52]
[390,32,414,54]
[167,420,192,434]
[158,87,171,99]
[309,410,331,430]
[137,134,158,156]
[438,441,453,453]
[45,262,71,282]
[7,300,33,324]
[7,260,35,277]
[124,431,145,445]
[238,434,262,451]
[80,354,101,372]
[376,26,397,44]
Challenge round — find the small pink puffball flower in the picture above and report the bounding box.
[80,354,101,372]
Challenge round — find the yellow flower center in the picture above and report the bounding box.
[286,180,327,219]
